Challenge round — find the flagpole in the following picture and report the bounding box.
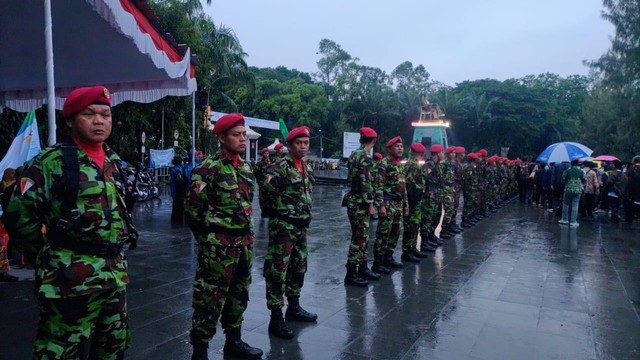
[44,0,57,146]
[191,92,195,165]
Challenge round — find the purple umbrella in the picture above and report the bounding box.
[594,155,619,161]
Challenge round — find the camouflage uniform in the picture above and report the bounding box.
[402,158,425,252]
[420,160,444,240]
[374,157,408,257]
[185,149,255,347]
[441,159,456,228]
[262,154,314,310]
[477,162,488,214]
[462,162,479,222]
[254,156,271,214]
[452,160,464,224]
[343,146,379,266]
[5,144,131,360]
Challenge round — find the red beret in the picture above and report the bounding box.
[261,147,269,153]
[430,144,444,153]
[195,150,203,156]
[62,86,111,117]
[286,126,311,142]
[386,136,402,148]
[445,146,456,154]
[487,158,496,164]
[213,113,244,134]
[468,153,479,160]
[410,142,426,153]
[373,152,383,160]
[359,127,378,138]
[455,146,466,154]
[478,149,488,156]
[274,143,284,150]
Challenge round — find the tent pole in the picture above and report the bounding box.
[44,0,56,146]
[191,92,195,164]
[161,105,165,149]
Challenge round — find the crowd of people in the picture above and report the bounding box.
[0,84,639,360]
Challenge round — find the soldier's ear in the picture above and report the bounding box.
[65,117,74,129]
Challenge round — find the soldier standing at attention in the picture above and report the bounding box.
[342,127,381,287]
[420,144,445,248]
[373,136,409,272]
[254,147,271,216]
[402,143,434,259]
[262,126,317,339]
[274,143,285,159]
[185,113,263,360]
[4,86,138,359]
[461,153,480,228]
[451,147,466,232]
[439,146,459,240]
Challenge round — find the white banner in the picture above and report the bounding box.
[149,148,174,168]
[343,132,361,158]
[0,111,42,176]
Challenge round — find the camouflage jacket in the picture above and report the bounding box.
[453,160,464,191]
[375,157,408,208]
[254,157,271,187]
[404,158,426,204]
[462,163,480,191]
[262,154,314,224]
[345,145,378,206]
[424,159,444,195]
[5,144,129,298]
[185,149,254,243]
[442,159,455,191]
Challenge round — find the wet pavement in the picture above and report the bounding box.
[2,185,640,360]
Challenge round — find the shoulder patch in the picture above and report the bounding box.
[20,177,35,194]
[194,181,207,193]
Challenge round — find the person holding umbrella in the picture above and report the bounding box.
[559,160,586,227]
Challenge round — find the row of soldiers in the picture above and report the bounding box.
[342,127,521,287]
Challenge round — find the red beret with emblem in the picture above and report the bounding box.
[359,127,378,138]
[62,86,111,117]
[478,149,488,157]
[455,146,466,154]
[430,144,444,153]
[386,136,402,148]
[410,142,426,153]
[373,152,383,160]
[261,147,269,153]
[213,113,245,134]
[274,143,284,150]
[445,146,456,154]
[286,126,311,142]
[468,152,479,160]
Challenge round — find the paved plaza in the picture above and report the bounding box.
[2,185,640,360]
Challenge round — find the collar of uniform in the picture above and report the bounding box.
[216,148,243,167]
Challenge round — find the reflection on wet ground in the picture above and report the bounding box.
[2,185,639,359]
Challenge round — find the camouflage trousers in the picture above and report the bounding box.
[33,287,129,360]
[191,233,253,345]
[442,188,455,227]
[402,200,422,251]
[374,200,403,257]
[462,189,477,221]
[263,218,308,310]
[420,191,443,239]
[346,201,371,265]
[0,231,9,273]
[452,188,461,222]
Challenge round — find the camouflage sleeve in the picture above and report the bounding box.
[374,160,387,207]
[261,162,283,212]
[184,165,211,230]
[358,155,374,197]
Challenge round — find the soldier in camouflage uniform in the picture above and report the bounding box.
[373,136,409,272]
[254,147,271,216]
[185,113,262,360]
[262,127,317,340]
[4,86,137,360]
[461,153,480,228]
[342,127,381,287]
[420,144,446,248]
[476,149,489,219]
[402,143,434,259]
[274,143,285,159]
[451,147,466,232]
[439,146,459,240]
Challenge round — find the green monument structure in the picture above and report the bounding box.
[411,97,449,150]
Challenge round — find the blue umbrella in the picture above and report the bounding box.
[536,142,593,163]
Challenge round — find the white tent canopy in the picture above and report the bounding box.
[0,0,197,112]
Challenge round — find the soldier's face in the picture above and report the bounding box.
[219,125,247,154]
[390,143,404,158]
[67,104,112,144]
[288,137,310,158]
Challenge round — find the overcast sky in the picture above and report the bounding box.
[204,0,614,86]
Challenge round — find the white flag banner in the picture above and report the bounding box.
[0,111,42,176]
[149,148,174,168]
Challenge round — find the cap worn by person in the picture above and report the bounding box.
[478,149,488,157]
[410,142,426,154]
[487,158,496,164]
[430,144,444,153]
[455,146,466,154]
[374,152,383,160]
[274,143,284,151]
[386,136,402,148]
[195,150,203,156]
[62,86,111,117]
[468,153,479,160]
[213,113,244,134]
[261,147,269,153]
[359,127,378,138]
[445,146,456,154]
[286,126,311,142]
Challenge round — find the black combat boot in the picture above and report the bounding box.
[401,250,420,263]
[439,228,452,240]
[371,255,391,274]
[420,241,436,252]
[286,296,318,322]
[269,309,294,339]
[430,234,443,246]
[460,220,472,228]
[358,261,381,280]
[191,342,209,360]
[450,222,462,233]
[384,251,403,269]
[344,264,369,287]
[412,248,430,258]
[224,328,263,359]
